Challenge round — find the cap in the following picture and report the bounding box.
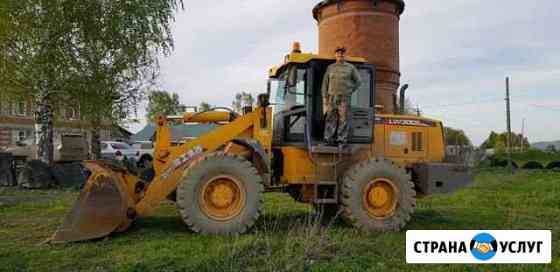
[335,46,346,53]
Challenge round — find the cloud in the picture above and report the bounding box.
[155,1,317,105]
[129,0,559,146]
[400,0,559,144]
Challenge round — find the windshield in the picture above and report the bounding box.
[271,67,306,114]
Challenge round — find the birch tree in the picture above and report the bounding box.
[0,0,184,162]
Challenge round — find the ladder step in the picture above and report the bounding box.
[314,199,338,204]
[313,181,338,204]
[316,181,337,185]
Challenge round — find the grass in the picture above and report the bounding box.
[1,169,559,271]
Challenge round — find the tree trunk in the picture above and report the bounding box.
[90,121,101,160]
[34,90,54,166]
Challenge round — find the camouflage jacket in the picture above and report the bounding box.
[321,62,362,98]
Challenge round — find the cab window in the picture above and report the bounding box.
[272,68,306,113]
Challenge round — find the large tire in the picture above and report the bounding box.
[17,160,55,189]
[176,152,264,235]
[51,162,87,189]
[341,158,416,232]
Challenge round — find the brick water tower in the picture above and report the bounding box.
[313,0,405,114]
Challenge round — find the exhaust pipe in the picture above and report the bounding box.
[399,84,409,115]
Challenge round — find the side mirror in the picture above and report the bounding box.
[257,93,270,107]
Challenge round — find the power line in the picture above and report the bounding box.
[514,102,560,111]
[418,88,553,109]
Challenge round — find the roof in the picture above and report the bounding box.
[130,123,218,143]
[115,125,133,137]
[269,52,367,77]
[312,0,406,20]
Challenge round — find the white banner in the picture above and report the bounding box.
[406,230,551,264]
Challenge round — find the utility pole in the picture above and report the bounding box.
[505,77,514,174]
[521,118,525,152]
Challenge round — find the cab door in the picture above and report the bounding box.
[349,64,375,144]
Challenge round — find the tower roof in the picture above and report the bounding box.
[312,0,406,20]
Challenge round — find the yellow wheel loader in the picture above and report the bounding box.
[51,48,472,243]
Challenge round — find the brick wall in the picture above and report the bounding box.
[0,94,126,149]
[0,127,11,147]
[0,124,115,150]
[314,0,405,114]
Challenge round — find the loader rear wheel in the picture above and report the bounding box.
[341,158,416,232]
[176,153,264,235]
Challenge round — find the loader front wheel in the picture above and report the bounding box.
[176,153,264,235]
[341,158,416,232]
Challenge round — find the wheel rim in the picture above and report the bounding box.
[199,175,246,221]
[363,178,399,218]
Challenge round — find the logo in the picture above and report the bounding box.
[160,145,203,180]
[375,116,435,127]
[470,233,497,261]
[406,230,551,264]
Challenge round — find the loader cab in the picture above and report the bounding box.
[268,55,376,147]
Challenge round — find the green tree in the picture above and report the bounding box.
[495,137,506,154]
[1,0,81,164]
[444,127,472,146]
[232,92,255,113]
[65,0,183,159]
[480,131,529,151]
[1,0,184,161]
[480,131,498,150]
[146,90,184,122]
[199,102,212,112]
[545,145,557,153]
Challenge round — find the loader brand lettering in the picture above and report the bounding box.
[160,146,203,180]
[375,117,434,127]
[406,230,551,264]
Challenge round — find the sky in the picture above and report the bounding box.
[129,0,559,146]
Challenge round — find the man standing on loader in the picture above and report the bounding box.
[321,46,362,145]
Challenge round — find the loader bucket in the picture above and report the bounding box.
[50,161,136,243]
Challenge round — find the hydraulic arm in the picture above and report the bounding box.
[51,107,272,243]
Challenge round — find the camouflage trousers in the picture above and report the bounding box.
[323,95,350,144]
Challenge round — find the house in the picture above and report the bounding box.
[0,94,130,149]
